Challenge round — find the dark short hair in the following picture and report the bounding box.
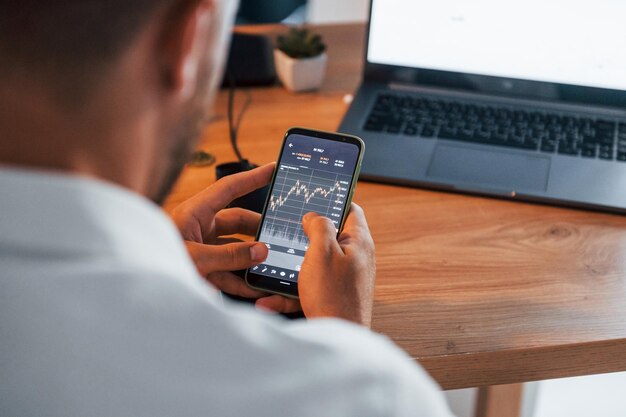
[0,0,177,102]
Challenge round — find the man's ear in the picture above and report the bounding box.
[158,0,214,100]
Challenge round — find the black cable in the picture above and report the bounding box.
[227,71,252,162]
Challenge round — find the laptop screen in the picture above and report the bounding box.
[367,0,626,92]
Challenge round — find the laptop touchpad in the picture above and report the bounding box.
[427,144,550,192]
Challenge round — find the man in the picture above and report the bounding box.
[0,1,453,416]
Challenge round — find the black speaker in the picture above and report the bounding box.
[222,33,276,87]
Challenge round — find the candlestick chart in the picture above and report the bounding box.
[260,164,351,251]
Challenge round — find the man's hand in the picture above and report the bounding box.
[285,203,376,327]
[170,163,298,310]
[170,164,376,324]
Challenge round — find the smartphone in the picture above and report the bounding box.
[245,127,365,298]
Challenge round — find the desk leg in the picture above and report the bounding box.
[475,384,523,417]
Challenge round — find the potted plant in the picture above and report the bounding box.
[274,27,327,92]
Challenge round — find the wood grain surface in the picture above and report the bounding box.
[164,24,626,390]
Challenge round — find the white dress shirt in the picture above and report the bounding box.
[0,167,453,417]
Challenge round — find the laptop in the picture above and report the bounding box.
[338,0,626,214]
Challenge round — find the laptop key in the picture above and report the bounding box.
[524,138,540,148]
[438,126,458,139]
[515,140,539,150]
[458,129,475,140]
[599,146,614,160]
[404,125,420,136]
[491,131,508,142]
[558,143,579,155]
[421,126,435,138]
[596,120,616,132]
[386,124,402,134]
[581,145,597,158]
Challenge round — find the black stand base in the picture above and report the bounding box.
[215,160,269,213]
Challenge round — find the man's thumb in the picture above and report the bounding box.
[302,212,339,249]
[186,241,268,275]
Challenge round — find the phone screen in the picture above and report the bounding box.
[246,129,363,296]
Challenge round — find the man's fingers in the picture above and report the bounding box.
[214,208,261,237]
[186,241,268,275]
[338,203,375,259]
[302,212,341,259]
[339,203,371,240]
[213,237,244,245]
[196,163,275,216]
[255,295,302,314]
[302,212,337,246]
[207,271,266,298]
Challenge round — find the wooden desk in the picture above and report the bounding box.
[165,23,626,399]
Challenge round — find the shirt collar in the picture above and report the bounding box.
[0,166,199,279]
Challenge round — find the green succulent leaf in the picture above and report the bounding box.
[277,27,326,59]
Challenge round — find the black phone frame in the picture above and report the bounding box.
[245,127,364,298]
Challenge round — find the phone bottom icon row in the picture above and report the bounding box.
[251,265,298,280]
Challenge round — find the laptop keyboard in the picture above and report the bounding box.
[363,93,626,161]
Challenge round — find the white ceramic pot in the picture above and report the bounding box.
[274,49,327,92]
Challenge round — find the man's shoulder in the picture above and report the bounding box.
[1,262,451,417]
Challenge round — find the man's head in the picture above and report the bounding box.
[0,0,237,203]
